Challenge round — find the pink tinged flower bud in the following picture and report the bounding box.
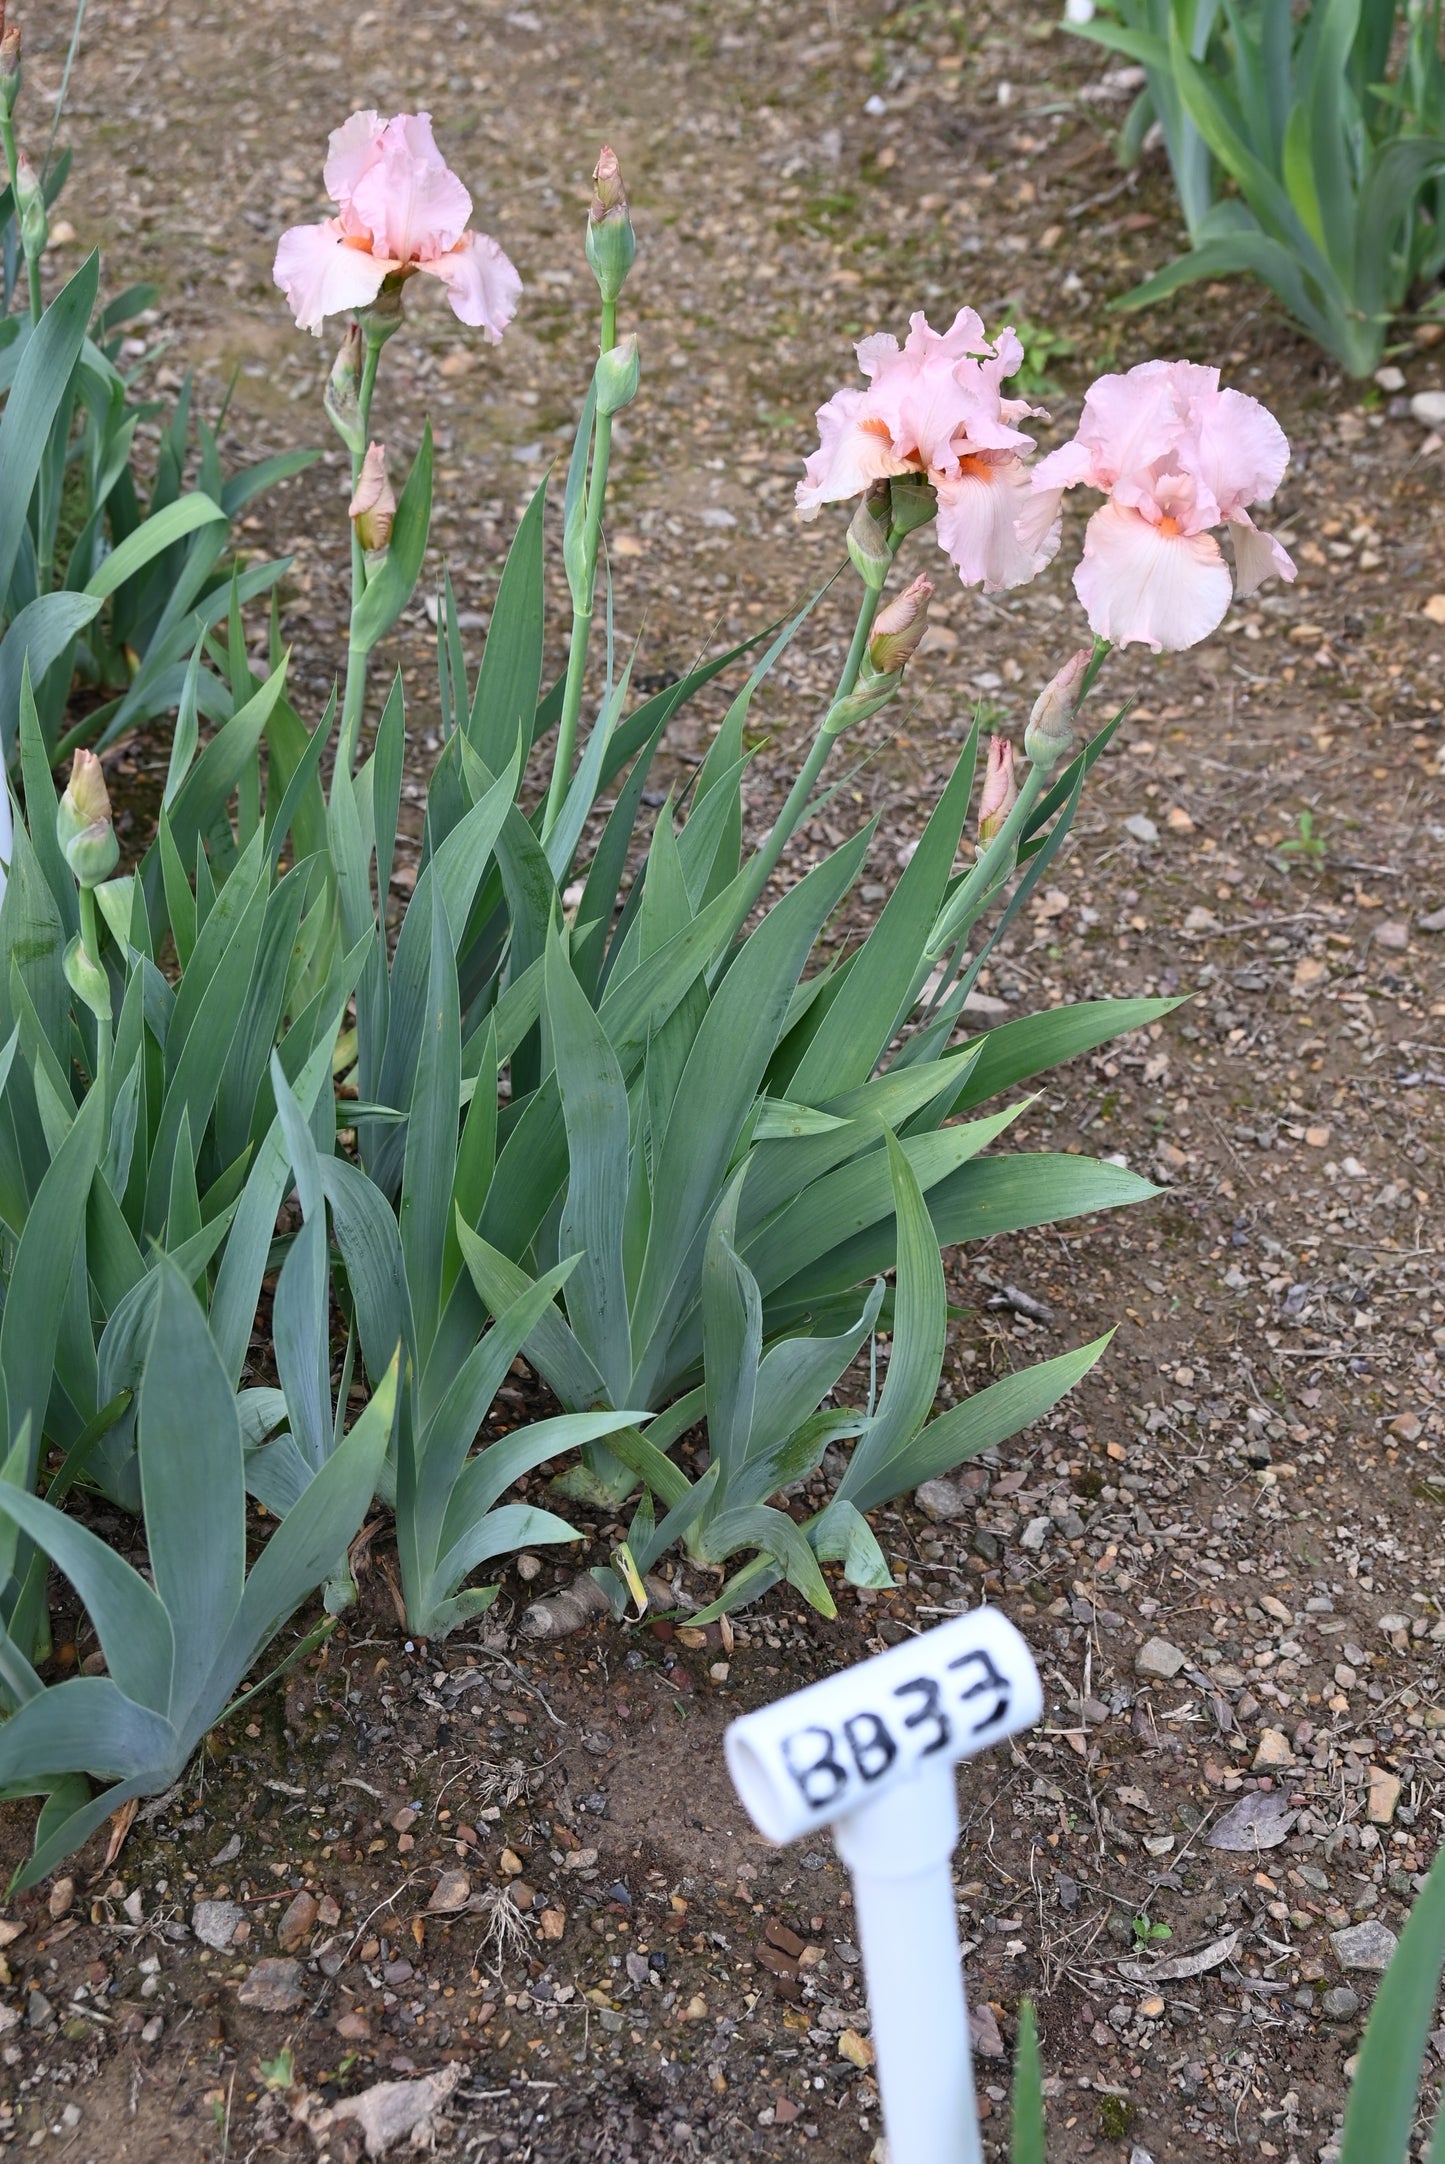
[0,19,20,110]
[56,750,119,888]
[589,145,629,224]
[868,573,934,674]
[977,735,1018,843]
[349,441,396,554]
[1024,647,1091,774]
[586,144,636,304]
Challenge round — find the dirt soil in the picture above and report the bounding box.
[3,0,1445,2158]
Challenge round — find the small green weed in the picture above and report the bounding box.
[1132,1913,1172,1948]
[1278,809,1327,871]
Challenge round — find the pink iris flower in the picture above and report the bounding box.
[274,111,521,340]
[796,309,1061,594]
[1030,360,1295,652]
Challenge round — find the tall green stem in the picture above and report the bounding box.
[0,113,40,324]
[78,883,110,1107]
[337,331,385,775]
[733,549,895,922]
[542,303,620,841]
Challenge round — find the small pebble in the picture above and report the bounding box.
[1330,1921,1398,1972]
[236,1957,306,2013]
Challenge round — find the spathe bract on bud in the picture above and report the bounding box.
[585,144,636,306]
[14,149,45,257]
[847,484,893,591]
[978,735,1019,843]
[325,321,365,453]
[56,751,119,888]
[1024,648,1091,775]
[349,441,396,554]
[868,573,933,675]
[594,331,640,417]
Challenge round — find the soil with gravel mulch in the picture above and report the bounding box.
[1,0,1443,2159]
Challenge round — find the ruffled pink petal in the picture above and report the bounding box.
[272,220,392,336]
[796,386,913,519]
[1069,361,1207,493]
[858,310,987,475]
[1030,436,1105,494]
[1183,385,1290,522]
[1074,501,1232,651]
[856,330,901,380]
[1229,513,1296,596]
[420,230,522,340]
[349,112,473,264]
[934,454,1061,593]
[324,110,386,219]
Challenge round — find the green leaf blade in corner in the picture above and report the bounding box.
[1339,1843,1445,2164]
[1010,2000,1046,2164]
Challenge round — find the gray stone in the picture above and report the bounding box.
[236,1957,306,2012]
[914,1469,988,1521]
[1135,1637,1187,1681]
[1321,1987,1360,2022]
[1020,1516,1052,1553]
[1410,390,1445,427]
[1125,814,1159,845]
[192,1899,246,1951]
[1330,1920,1398,1972]
[25,1990,53,2031]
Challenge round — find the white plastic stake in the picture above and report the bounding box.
[725,1607,1042,2164]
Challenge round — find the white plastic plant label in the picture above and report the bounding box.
[725,1606,1043,1846]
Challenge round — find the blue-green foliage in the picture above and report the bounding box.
[1069,0,1445,373]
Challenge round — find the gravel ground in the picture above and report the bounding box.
[1,0,1444,2158]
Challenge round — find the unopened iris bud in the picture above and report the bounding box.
[56,750,119,888]
[867,573,933,675]
[888,475,937,537]
[325,321,364,454]
[847,483,893,591]
[1024,647,1091,774]
[0,12,20,117]
[14,150,45,260]
[348,441,395,555]
[63,933,109,1020]
[594,330,640,417]
[585,144,636,305]
[977,735,1018,844]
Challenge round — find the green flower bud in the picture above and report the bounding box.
[888,475,937,537]
[594,331,640,418]
[63,932,110,1021]
[325,321,364,455]
[846,483,893,591]
[56,750,119,888]
[823,670,902,737]
[14,150,45,261]
[585,145,637,306]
